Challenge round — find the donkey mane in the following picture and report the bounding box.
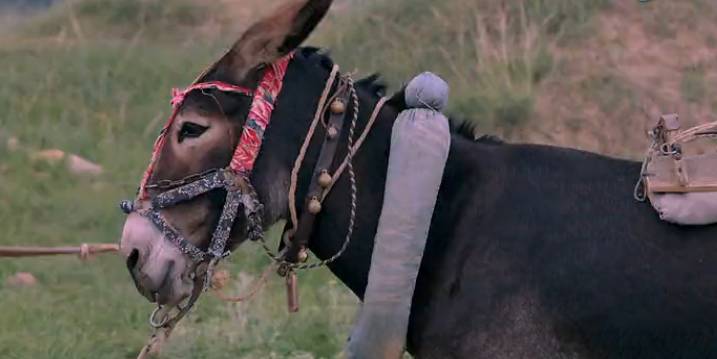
[386,85,502,145]
[298,46,503,145]
[299,47,387,96]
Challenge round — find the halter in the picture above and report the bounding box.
[121,53,388,331]
[126,55,290,260]
[120,55,291,328]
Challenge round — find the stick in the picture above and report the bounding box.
[0,244,119,258]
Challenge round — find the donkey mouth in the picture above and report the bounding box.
[130,257,181,305]
[150,261,185,305]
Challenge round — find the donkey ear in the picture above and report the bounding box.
[210,0,333,83]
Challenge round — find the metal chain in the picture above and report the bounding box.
[145,169,220,190]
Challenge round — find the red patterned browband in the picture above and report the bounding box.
[138,54,294,198]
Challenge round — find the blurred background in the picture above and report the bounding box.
[1,0,716,357]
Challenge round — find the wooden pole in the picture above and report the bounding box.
[0,244,119,258]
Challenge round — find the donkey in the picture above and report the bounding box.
[119,0,717,357]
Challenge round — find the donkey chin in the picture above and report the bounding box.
[120,213,195,307]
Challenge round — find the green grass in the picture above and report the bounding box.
[0,15,356,358]
[23,0,219,41]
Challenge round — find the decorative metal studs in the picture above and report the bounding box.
[318,170,333,188]
[308,197,322,215]
[330,100,346,114]
[327,126,339,140]
[120,200,134,214]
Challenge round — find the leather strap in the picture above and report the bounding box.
[283,87,352,263]
[138,169,263,264]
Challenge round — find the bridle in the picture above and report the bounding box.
[120,53,388,329]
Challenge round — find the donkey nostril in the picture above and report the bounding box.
[127,248,140,271]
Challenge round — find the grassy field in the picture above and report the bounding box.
[0,1,356,358]
[1,0,716,357]
[0,40,358,358]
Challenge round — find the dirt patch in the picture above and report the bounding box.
[5,272,38,288]
[525,1,717,158]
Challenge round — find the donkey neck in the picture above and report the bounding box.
[251,51,402,298]
[307,85,401,299]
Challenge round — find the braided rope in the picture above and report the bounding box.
[255,74,388,270]
[256,74,361,271]
[292,74,360,270]
[258,227,284,262]
[286,65,341,238]
[210,263,276,302]
[322,96,388,200]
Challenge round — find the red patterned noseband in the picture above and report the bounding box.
[138,54,293,199]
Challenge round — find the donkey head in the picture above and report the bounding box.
[119,0,334,307]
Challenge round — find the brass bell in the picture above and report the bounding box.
[330,100,346,114]
[307,197,322,214]
[298,248,309,263]
[327,126,339,140]
[318,170,333,188]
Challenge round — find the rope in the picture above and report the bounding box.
[292,75,362,271]
[137,283,203,359]
[322,96,388,200]
[672,119,717,143]
[287,64,341,239]
[261,77,388,271]
[210,263,275,302]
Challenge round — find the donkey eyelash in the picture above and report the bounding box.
[178,122,209,143]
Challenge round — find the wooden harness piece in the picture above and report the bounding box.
[643,114,717,194]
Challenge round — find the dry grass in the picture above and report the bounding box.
[527,0,717,158]
[316,0,607,136]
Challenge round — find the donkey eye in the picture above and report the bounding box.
[178,122,209,142]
